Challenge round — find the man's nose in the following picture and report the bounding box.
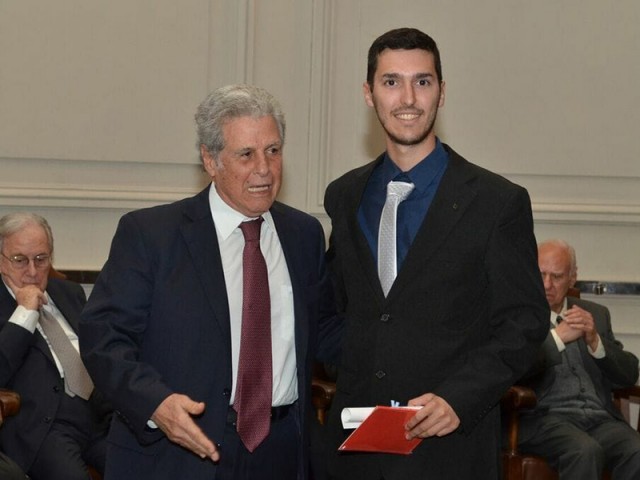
[254,153,269,175]
[401,83,416,105]
[26,260,38,276]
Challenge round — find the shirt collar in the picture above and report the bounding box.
[381,137,449,194]
[208,184,275,241]
[550,298,569,324]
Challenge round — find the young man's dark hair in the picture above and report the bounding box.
[366,27,443,87]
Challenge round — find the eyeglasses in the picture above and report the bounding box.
[0,252,51,270]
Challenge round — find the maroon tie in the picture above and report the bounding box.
[234,217,272,452]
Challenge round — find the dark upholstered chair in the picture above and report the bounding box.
[501,384,640,480]
[0,389,20,425]
[312,363,336,426]
[0,389,103,480]
[501,286,640,480]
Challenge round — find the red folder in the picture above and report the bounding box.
[338,406,422,455]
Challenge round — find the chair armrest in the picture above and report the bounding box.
[311,377,336,425]
[613,385,640,400]
[0,389,21,426]
[501,385,537,456]
[501,385,537,411]
[613,385,640,431]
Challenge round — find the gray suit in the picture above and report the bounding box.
[519,296,640,478]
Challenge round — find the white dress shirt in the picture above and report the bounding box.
[209,186,298,407]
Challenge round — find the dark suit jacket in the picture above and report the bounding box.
[79,186,341,480]
[324,145,549,479]
[518,296,639,442]
[0,277,109,472]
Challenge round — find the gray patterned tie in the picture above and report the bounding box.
[39,308,94,400]
[378,181,415,297]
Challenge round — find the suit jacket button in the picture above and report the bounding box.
[222,388,231,397]
[44,416,52,423]
[375,370,386,379]
[380,314,391,323]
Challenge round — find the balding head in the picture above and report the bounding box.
[538,239,577,313]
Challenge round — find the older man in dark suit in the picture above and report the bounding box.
[323,28,549,479]
[517,239,640,479]
[0,212,111,480]
[80,84,341,480]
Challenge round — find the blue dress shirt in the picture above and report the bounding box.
[357,138,449,272]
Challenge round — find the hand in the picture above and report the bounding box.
[3,275,47,311]
[562,305,599,350]
[405,393,460,439]
[151,393,219,462]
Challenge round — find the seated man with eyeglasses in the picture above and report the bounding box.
[0,212,111,480]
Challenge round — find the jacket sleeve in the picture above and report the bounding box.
[79,213,172,444]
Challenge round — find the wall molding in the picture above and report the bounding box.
[306,0,335,214]
[2,163,639,225]
[0,185,196,210]
[532,202,640,225]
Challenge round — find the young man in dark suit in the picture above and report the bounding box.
[517,239,640,479]
[80,84,341,480]
[0,212,111,480]
[323,27,549,479]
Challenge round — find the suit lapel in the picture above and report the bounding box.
[389,150,478,300]
[179,187,232,346]
[46,280,78,331]
[566,297,614,407]
[342,157,387,302]
[0,285,17,321]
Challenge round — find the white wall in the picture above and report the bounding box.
[1,0,639,353]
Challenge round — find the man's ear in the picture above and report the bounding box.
[201,145,217,179]
[569,267,578,288]
[363,82,374,108]
[439,81,446,107]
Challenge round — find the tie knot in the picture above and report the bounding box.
[386,181,415,202]
[239,217,264,242]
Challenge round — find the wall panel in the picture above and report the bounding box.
[1,0,639,356]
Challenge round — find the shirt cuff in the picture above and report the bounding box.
[8,305,39,333]
[588,334,605,358]
[551,329,566,352]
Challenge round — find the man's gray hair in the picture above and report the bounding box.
[195,84,286,162]
[0,212,54,254]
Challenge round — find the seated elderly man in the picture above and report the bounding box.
[517,239,640,479]
[0,212,111,480]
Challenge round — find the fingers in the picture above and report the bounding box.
[564,306,594,331]
[151,394,220,462]
[556,322,583,343]
[405,393,460,439]
[12,283,47,310]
